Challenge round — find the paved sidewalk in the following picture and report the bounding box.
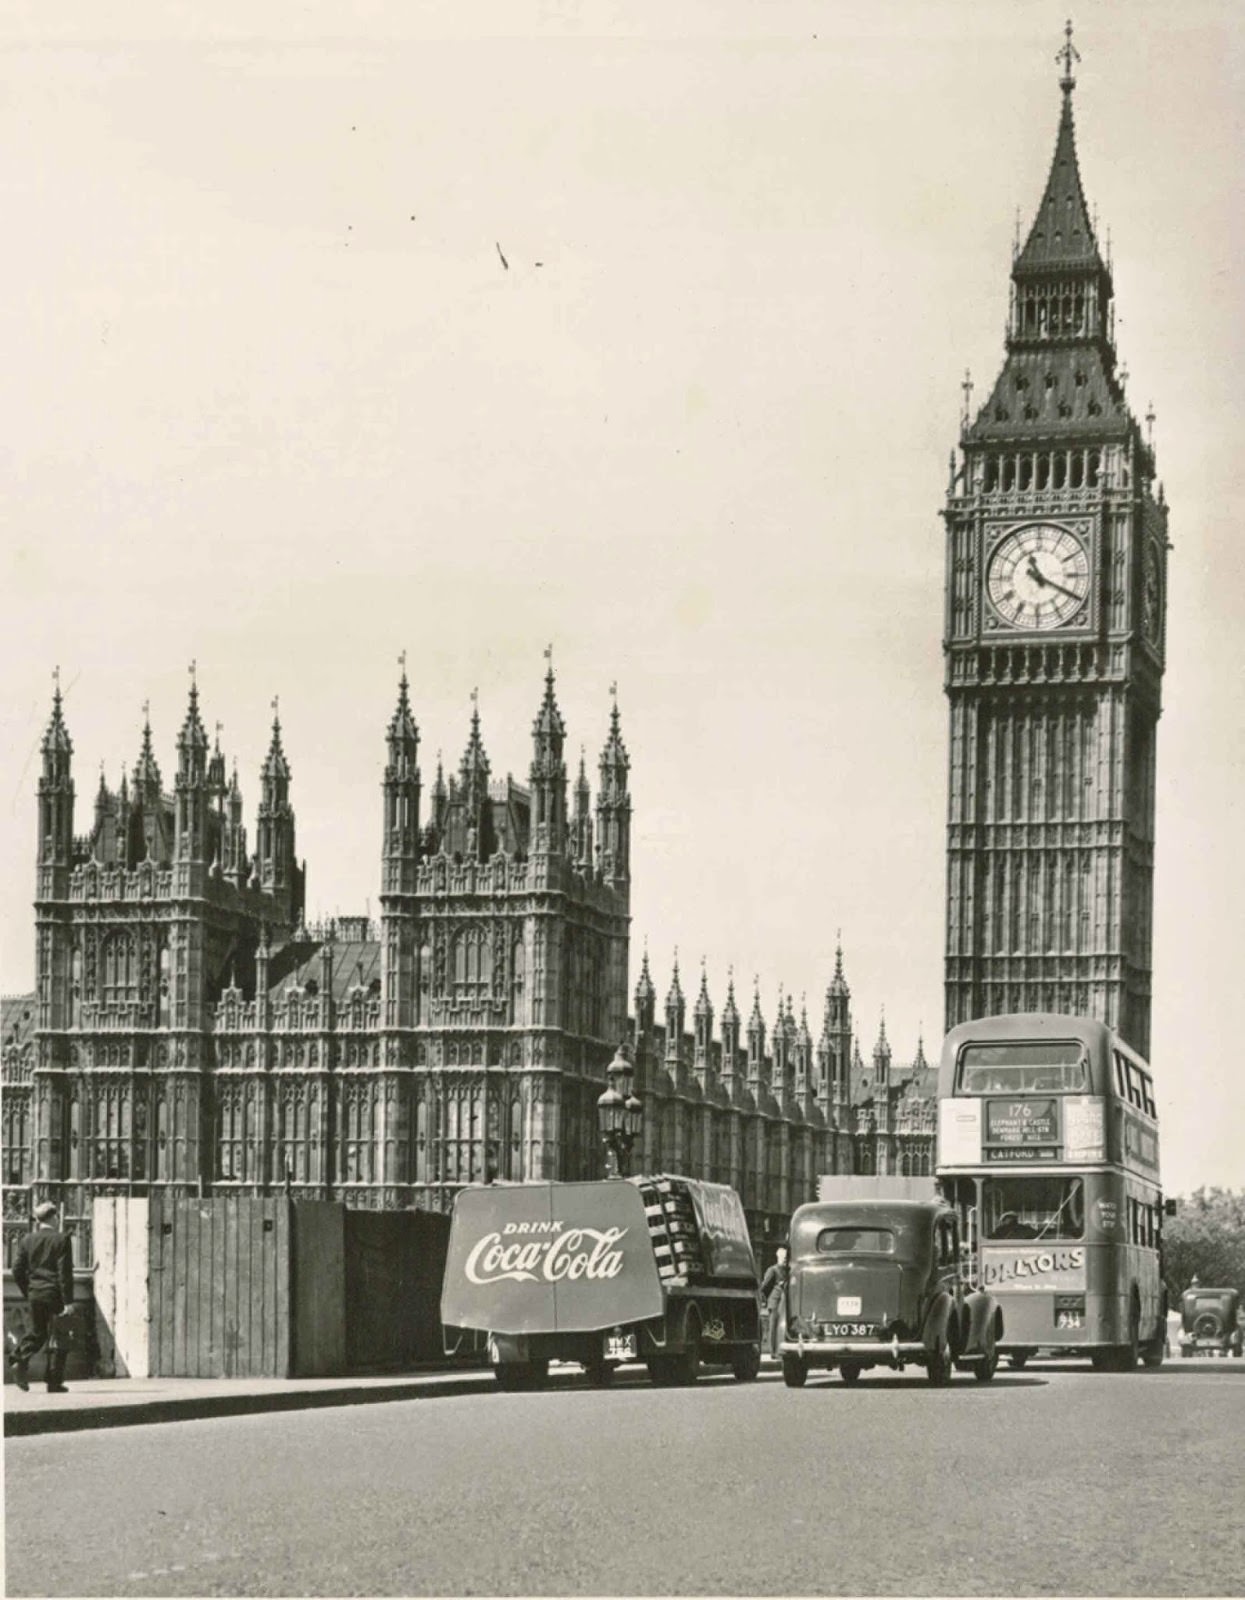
[4,1367,495,1438]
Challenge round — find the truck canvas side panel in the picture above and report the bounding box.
[441,1182,664,1336]
[679,1180,757,1281]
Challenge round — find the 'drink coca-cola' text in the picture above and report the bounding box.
[463,1226,629,1285]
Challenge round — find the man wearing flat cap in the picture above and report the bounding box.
[7,1200,75,1393]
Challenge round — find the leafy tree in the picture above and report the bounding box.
[1164,1188,1245,1300]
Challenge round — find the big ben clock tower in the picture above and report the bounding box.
[943,27,1169,1056]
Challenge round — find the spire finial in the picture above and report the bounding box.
[189,658,197,686]
[142,699,150,725]
[1146,402,1156,448]
[398,649,407,681]
[1057,18,1080,95]
[960,368,973,429]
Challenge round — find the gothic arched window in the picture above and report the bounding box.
[101,932,138,1009]
[452,928,492,1001]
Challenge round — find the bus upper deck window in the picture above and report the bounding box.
[958,1040,1088,1094]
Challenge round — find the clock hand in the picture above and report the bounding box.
[1025,555,1082,603]
[1024,555,1049,587]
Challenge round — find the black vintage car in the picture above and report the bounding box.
[779,1198,1002,1386]
[1177,1287,1242,1358]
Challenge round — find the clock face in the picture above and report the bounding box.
[986,522,1090,631]
[1142,543,1162,640]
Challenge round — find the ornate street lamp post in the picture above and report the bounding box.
[597,1043,643,1178]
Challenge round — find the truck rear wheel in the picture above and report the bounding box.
[732,1346,762,1382]
[672,1312,702,1385]
[495,1360,547,1391]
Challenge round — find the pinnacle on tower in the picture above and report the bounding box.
[529,656,567,854]
[177,663,209,774]
[459,692,489,792]
[1014,23,1103,275]
[531,651,566,756]
[828,936,848,996]
[41,671,72,768]
[37,670,75,872]
[387,656,419,757]
[636,940,656,1004]
[694,960,712,1021]
[261,701,291,793]
[382,657,422,892]
[133,705,161,793]
[720,968,739,1028]
[595,686,631,883]
[598,688,629,798]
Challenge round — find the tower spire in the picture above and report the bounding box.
[1057,17,1080,97]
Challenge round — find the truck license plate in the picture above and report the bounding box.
[836,1296,862,1316]
[606,1334,637,1361]
[828,1322,876,1337]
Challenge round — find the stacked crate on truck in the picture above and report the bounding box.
[638,1177,707,1281]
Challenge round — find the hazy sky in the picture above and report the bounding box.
[2,1,1242,1194]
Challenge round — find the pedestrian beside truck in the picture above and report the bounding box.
[6,1201,74,1393]
[761,1246,790,1359]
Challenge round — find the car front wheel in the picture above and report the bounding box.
[782,1353,808,1388]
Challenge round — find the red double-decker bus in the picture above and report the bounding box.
[935,1013,1169,1370]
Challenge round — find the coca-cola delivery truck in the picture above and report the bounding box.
[440,1174,763,1388]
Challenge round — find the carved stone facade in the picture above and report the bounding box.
[3,665,935,1264]
[627,951,935,1244]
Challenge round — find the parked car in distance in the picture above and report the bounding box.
[779,1196,1002,1386]
[1177,1287,1242,1358]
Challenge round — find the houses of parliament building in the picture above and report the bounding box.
[1,667,934,1265]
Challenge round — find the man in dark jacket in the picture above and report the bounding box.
[7,1201,75,1393]
[761,1245,790,1359]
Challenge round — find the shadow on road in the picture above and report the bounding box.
[786,1373,1047,1391]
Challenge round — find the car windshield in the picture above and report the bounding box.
[816,1227,895,1255]
[981,1177,1084,1241]
[959,1040,1088,1094]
